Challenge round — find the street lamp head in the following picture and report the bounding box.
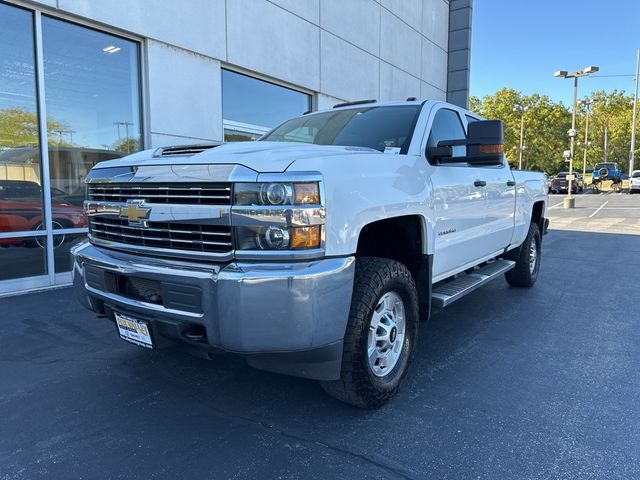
[583,66,599,74]
[554,70,568,78]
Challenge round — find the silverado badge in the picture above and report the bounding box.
[119,199,151,226]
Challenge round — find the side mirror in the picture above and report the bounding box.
[428,120,505,166]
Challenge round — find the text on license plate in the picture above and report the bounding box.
[114,312,153,349]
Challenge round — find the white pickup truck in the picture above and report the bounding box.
[72,99,548,408]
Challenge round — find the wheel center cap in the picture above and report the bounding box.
[390,326,398,343]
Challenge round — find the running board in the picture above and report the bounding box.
[431,260,515,308]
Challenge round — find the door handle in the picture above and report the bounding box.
[507,180,516,187]
[474,180,487,187]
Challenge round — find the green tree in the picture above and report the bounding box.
[471,88,572,174]
[577,90,636,173]
[113,137,140,153]
[0,107,72,148]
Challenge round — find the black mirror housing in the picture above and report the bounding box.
[467,120,503,145]
[429,119,505,166]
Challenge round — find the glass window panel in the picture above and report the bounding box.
[426,108,466,163]
[42,16,141,228]
[223,129,260,142]
[262,106,421,152]
[0,235,48,281]
[0,3,44,236]
[222,69,310,130]
[54,233,85,273]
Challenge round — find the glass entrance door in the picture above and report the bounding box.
[0,3,142,295]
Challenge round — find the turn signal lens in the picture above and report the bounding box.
[479,144,504,154]
[290,226,321,249]
[294,182,320,204]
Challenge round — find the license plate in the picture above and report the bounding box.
[114,312,153,349]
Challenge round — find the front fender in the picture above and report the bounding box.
[286,153,435,256]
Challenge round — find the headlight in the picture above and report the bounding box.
[235,182,320,206]
[236,225,321,250]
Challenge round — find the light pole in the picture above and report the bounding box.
[513,105,528,169]
[554,66,599,208]
[630,48,639,176]
[580,98,594,181]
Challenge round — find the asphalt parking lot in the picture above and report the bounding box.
[2,200,639,479]
[546,190,640,234]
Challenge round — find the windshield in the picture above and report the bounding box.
[633,171,640,178]
[260,105,422,153]
[557,172,568,178]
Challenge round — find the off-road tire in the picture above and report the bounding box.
[504,222,541,288]
[320,257,419,409]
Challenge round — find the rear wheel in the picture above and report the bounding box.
[320,257,419,408]
[504,222,541,288]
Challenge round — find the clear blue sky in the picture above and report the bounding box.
[470,0,640,105]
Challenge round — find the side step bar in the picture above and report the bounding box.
[431,260,515,308]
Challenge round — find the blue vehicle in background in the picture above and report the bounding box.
[591,162,623,191]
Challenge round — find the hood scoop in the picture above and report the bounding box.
[154,143,223,157]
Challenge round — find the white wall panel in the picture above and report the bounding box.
[226,0,320,91]
[379,62,421,102]
[422,37,448,91]
[380,0,422,31]
[150,132,217,147]
[380,9,421,78]
[268,0,320,24]
[147,40,222,142]
[57,0,227,60]
[421,80,446,101]
[422,0,449,50]
[320,0,380,56]
[320,31,379,101]
[316,93,346,111]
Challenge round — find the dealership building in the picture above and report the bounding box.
[0,0,472,295]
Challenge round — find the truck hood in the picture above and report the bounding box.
[93,141,379,173]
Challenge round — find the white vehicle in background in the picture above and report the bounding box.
[629,170,640,193]
[72,99,548,408]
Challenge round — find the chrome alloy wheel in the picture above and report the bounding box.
[529,236,538,274]
[368,291,406,377]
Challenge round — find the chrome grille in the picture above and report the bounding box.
[89,217,232,254]
[87,183,232,205]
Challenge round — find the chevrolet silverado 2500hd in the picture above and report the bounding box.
[72,99,548,408]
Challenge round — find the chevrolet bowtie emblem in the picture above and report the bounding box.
[119,200,151,226]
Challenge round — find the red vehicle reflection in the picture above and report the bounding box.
[0,180,86,247]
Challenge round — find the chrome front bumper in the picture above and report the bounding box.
[72,241,355,380]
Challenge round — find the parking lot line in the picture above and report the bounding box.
[548,202,564,209]
[588,201,609,218]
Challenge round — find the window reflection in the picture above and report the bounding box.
[222,69,311,142]
[54,233,86,273]
[223,129,260,142]
[0,3,43,237]
[42,16,141,228]
[0,235,48,281]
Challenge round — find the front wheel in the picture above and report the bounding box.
[504,222,541,288]
[320,257,419,408]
